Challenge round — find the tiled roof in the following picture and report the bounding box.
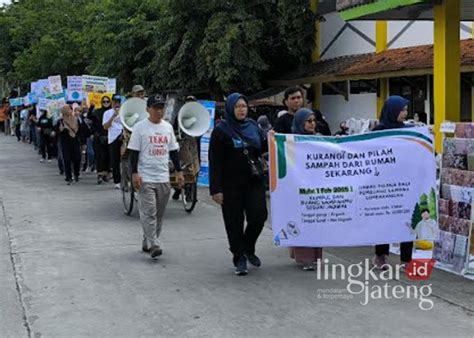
[269,39,474,85]
[342,38,474,76]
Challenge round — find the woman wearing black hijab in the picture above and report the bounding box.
[90,96,112,184]
[371,95,413,270]
[209,93,268,276]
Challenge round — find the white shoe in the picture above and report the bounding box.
[114,183,121,190]
[40,158,44,163]
[47,159,52,163]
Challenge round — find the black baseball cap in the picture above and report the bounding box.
[147,94,166,107]
[112,94,122,102]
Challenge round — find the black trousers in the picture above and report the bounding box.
[375,241,413,263]
[63,138,81,181]
[221,184,268,264]
[94,138,109,174]
[15,124,21,141]
[109,137,122,184]
[40,134,53,159]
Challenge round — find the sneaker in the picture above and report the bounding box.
[234,257,248,276]
[97,177,103,185]
[114,183,121,190]
[246,254,261,267]
[302,263,315,271]
[59,170,64,175]
[172,189,181,200]
[47,159,52,163]
[372,255,389,271]
[74,176,80,183]
[142,240,149,253]
[150,245,163,258]
[66,180,72,186]
[40,158,44,163]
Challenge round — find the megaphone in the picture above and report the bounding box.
[178,102,211,137]
[119,97,148,132]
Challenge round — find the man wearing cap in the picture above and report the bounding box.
[103,94,123,189]
[131,85,145,99]
[127,94,185,258]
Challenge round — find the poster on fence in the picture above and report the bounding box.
[270,127,437,247]
[82,75,108,93]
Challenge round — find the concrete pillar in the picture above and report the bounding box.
[433,0,461,152]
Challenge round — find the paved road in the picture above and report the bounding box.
[0,134,473,337]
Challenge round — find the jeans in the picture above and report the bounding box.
[86,138,95,169]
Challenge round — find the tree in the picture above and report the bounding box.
[428,188,437,219]
[419,193,428,211]
[0,0,317,97]
[411,202,422,229]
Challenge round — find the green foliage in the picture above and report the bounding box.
[0,0,316,97]
[419,193,428,211]
[428,188,437,219]
[411,202,422,229]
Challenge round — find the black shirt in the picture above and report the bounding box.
[209,127,266,195]
[274,113,294,134]
[38,115,53,135]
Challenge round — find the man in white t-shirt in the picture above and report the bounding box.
[127,94,184,258]
[414,209,439,241]
[103,95,124,189]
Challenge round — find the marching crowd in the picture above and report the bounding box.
[0,85,148,186]
[0,84,414,276]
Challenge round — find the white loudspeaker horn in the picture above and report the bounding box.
[178,102,211,137]
[119,97,148,132]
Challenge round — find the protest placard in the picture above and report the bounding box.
[82,75,108,93]
[87,92,112,108]
[269,127,437,247]
[48,75,63,95]
[106,78,116,94]
[9,98,23,107]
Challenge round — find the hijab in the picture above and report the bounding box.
[376,95,409,130]
[61,105,78,138]
[218,93,261,149]
[292,108,315,135]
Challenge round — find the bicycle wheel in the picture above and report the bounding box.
[121,160,134,215]
[182,182,197,213]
